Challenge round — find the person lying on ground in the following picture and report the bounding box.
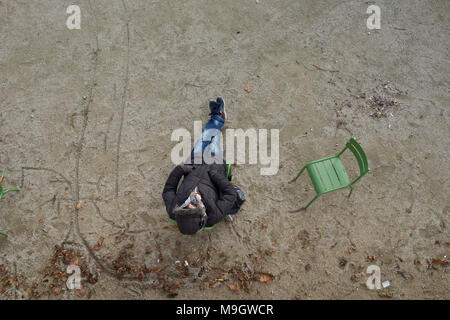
[162,97,245,235]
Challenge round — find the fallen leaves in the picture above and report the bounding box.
[378,289,394,298]
[350,272,365,282]
[112,249,137,276]
[258,273,273,284]
[228,282,240,291]
[338,258,348,268]
[257,247,273,260]
[172,280,181,288]
[348,245,357,254]
[42,244,98,297]
[431,256,449,266]
[75,288,86,298]
[0,264,41,298]
[90,236,104,252]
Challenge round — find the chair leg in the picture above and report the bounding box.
[0,188,20,200]
[288,166,307,184]
[347,186,353,198]
[304,194,320,210]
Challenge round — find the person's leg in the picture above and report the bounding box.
[192,114,224,157]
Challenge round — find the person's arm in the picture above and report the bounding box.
[162,166,189,219]
[207,170,237,225]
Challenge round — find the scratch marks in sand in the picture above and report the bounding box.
[114,0,131,198]
[20,167,72,192]
[63,0,100,246]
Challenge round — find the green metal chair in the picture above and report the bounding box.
[289,138,370,210]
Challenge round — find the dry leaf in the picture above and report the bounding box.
[75,288,85,298]
[259,274,273,283]
[378,290,393,298]
[228,282,240,291]
[244,86,252,93]
[71,258,80,266]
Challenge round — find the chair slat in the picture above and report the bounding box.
[347,143,366,175]
[322,159,340,188]
[315,162,333,191]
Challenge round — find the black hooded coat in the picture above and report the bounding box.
[162,162,237,228]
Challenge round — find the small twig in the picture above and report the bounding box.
[312,64,339,73]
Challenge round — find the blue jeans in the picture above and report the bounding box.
[191,114,224,162]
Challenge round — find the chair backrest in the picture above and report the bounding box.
[345,138,370,177]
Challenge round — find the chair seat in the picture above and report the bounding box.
[306,157,349,194]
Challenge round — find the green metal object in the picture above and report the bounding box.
[0,170,20,237]
[167,164,234,230]
[289,138,370,210]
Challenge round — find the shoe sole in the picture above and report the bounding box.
[218,96,227,120]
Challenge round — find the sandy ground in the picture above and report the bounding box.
[0,0,448,300]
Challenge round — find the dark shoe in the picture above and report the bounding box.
[209,97,227,120]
